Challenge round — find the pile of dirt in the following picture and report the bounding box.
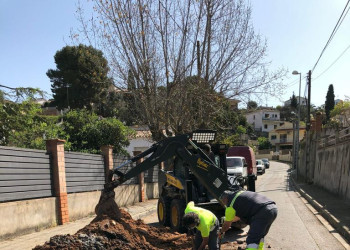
[33,209,192,250]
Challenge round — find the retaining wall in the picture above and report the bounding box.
[298,128,350,202]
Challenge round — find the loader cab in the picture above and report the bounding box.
[171,130,229,204]
[157,129,230,232]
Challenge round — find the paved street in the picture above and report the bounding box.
[260,161,347,249]
[144,161,348,249]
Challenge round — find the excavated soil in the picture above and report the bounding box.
[33,209,244,250]
[34,209,192,250]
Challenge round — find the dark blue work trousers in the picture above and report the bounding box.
[246,203,278,245]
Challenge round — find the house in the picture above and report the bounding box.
[269,122,306,151]
[228,98,240,110]
[245,109,281,133]
[284,96,307,106]
[125,125,155,155]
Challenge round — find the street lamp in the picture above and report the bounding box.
[292,70,301,178]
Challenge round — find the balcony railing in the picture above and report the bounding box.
[262,117,279,120]
[280,138,288,143]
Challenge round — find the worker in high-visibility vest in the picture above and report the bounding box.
[219,190,278,250]
[182,201,220,250]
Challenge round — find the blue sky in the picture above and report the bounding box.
[1,0,349,108]
[251,0,350,107]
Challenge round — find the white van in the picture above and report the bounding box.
[226,156,248,178]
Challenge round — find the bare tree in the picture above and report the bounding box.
[73,0,285,140]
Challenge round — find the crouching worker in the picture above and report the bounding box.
[219,190,277,250]
[182,201,219,250]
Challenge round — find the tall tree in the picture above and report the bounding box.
[47,44,113,111]
[247,101,258,110]
[290,93,298,111]
[74,0,286,140]
[325,84,335,122]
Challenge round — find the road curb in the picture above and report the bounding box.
[127,207,157,220]
[291,177,350,244]
[122,200,158,221]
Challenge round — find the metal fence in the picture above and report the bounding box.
[0,147,160,203]
[65,152,105,193]
[113,154,138,184]
[113,154,159,184]
[0,146,53,202]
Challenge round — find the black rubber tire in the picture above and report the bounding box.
[157,196,171,226]
[169,199,186,232]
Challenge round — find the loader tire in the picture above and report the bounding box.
[170,199,186,233]
[157,196,171,226]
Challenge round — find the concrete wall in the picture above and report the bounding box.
[255,151,273,160]
[255,153,271,160]
[298,130,350,202]
[0,183,159,240]
[145,183,159,199]
[68,183,159,221]
[0,197,57,240]
[313,142,350,200]
[279,151,292,162]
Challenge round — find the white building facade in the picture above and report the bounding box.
[246,109,281,133]
[284,96,307,106]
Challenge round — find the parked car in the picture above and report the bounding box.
[256,159,265,174]
[261,158,270,169]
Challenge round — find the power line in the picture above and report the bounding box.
[312,0,350,73]
[284,76,306,89]
[313,43,350,82]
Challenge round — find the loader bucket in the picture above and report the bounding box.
[94,170,122,222]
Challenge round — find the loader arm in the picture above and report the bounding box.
[105,134,228,204]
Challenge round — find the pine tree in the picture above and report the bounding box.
[290,93,298,111]
[325,84,335,122]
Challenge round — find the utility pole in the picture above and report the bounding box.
[307,70,312,131]
[292,70,302,178]
[305,70,312,182]
[292,120,297,169]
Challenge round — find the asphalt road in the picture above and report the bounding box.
[259,161,346,250]
[143,161,347,249]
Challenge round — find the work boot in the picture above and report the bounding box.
[258,238,264,250]
[246,243,258,250]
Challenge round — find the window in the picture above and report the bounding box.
[271,135,277,140]
[265,114,270,118]
[274,125,277,129]
[264,124,268,129]
[253,115,255,120]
